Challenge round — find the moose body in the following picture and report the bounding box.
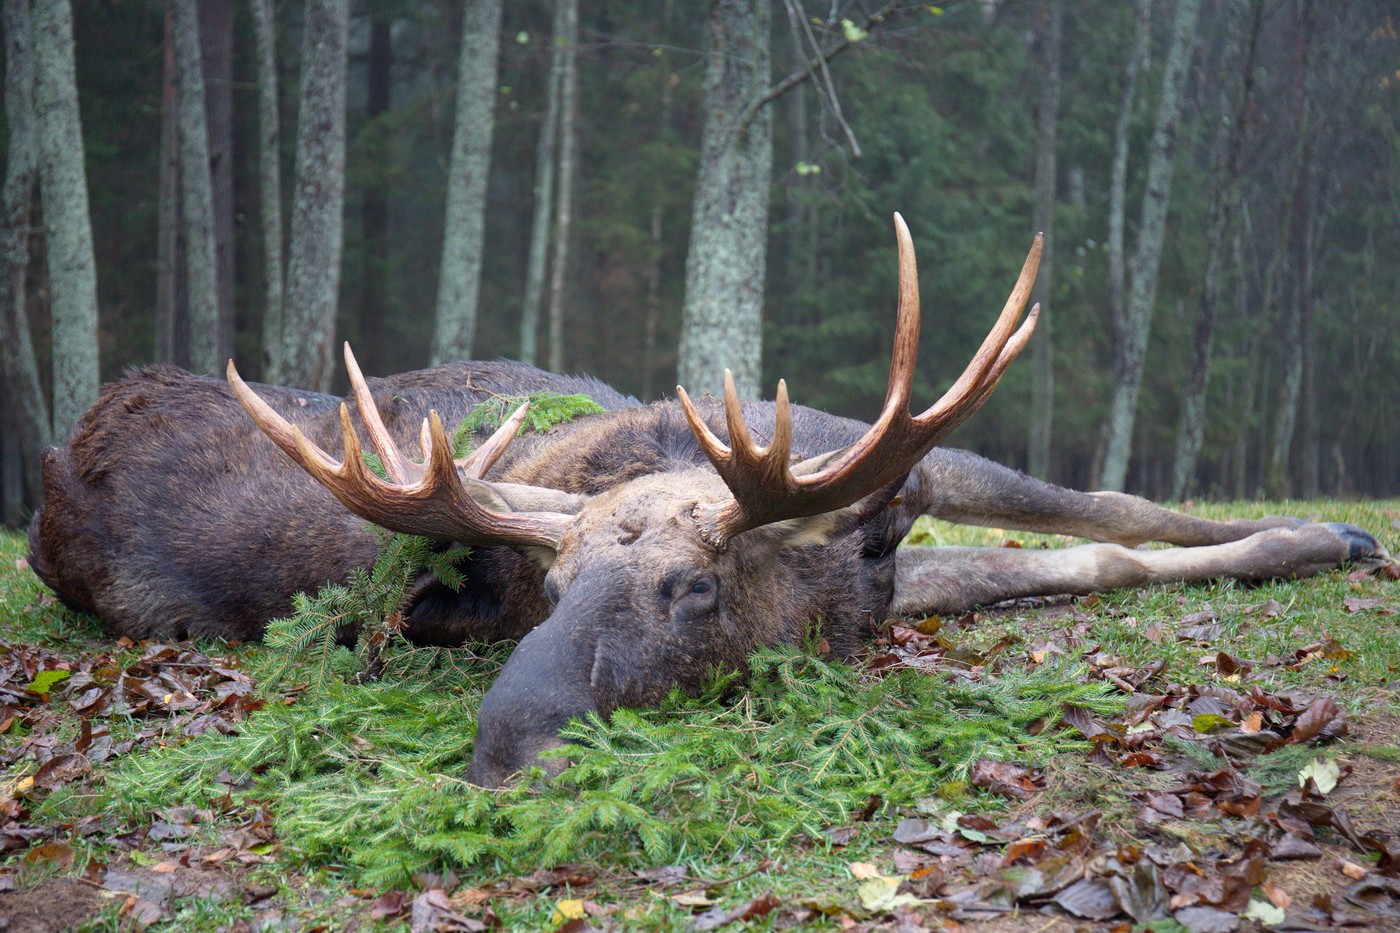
[29,218,1387,786]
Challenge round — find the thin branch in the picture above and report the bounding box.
[782,0,861,156]
[732,0,906,144]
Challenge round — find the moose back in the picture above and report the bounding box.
[29,217,1386,787]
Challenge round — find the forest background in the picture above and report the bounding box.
[1,0,1397,529]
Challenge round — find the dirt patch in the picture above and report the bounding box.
[0,877,105,933]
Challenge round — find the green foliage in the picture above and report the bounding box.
[271,391,600,691]
[451,391,604,447]
[100,644,1119,886]
[261,531,470,692]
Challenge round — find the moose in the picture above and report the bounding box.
[30,216,1387,787]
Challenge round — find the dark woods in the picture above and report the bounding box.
[2,0,1398,525]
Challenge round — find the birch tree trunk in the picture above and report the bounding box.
[432,0,504,364]
[278,0,347,390]
[170,0,221,376]
[1,0,52,510]
[678,0,773,399]
[545,0,577,375]
[1093,0,1150,485]
[519,0,565,368]
[32,0,100,437]
[1169,0,1259,501]
[1026,0,1061,481]
[250,0,283,379]
[1097,0,1202,492]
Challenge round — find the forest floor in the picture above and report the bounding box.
[0,500,1398,933]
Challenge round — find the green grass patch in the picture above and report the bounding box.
[5,497,1398,929]
[85,640,1117,888]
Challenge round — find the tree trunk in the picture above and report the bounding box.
[431,0,504,364]
[170,0,221,376]
[1169,0,1260,501]
[1093,0,1150,486]
[1098,0,1202,493]
[199,0,235,366]
[32,0,100,437]
[545,0,577,375]
[1266,0,1315,498]
[1,0,52,513]
[678,0,773,399]
[250,0,283,379]
[520,0,565,368]
[358,11,391,374]
[155,4,187,367]
[278,0,347,390]
[1026,0,1061,481]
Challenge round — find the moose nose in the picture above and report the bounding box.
[465,577,622,788]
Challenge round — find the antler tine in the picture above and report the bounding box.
[675,384,732,465]
[227,360,331,470]
[686,218,1042,548]
[342,343,412,483]
[884,212,920,414]
[459,402,532,479]
[229,359,573,550]
[912,232,1042,429]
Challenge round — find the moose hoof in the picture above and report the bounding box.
[1323,523,1390,562]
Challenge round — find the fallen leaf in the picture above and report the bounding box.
[551,899,586,923]
[691,893,781,931]
[1053,877,1120,920]
[1298,757,1341,795]
[1338,857,1370,880]
[1242,898,1286,925]
[1172,904,1240,932]
[856,875,919,913]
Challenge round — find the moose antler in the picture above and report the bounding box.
[677,213,1041,548]
[227,344,575,549]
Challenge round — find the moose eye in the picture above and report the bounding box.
[689,579,714,597]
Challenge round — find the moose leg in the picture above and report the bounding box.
[892,522,1383,617]
[914,449,1375,549]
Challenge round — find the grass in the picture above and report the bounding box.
[2,498,1397,930]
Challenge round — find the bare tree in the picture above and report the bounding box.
[1026,0,1061,481]
[1098,0,1202,492]
[250,0,283,379]
[276,0,348,390]
[32,0,100,436]
[1093,0,1150,486]
[1,0,52,519]
[545,0,577,375]
[678,0,773,399]
[519,0,566,367]
[170,0,221,375]
[432,0,504,365]
[1170,1,1260,500]
[679,1,902,398]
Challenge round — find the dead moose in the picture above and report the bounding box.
[30,216,1387,787]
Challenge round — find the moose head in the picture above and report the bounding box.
[227,215,1041,786]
